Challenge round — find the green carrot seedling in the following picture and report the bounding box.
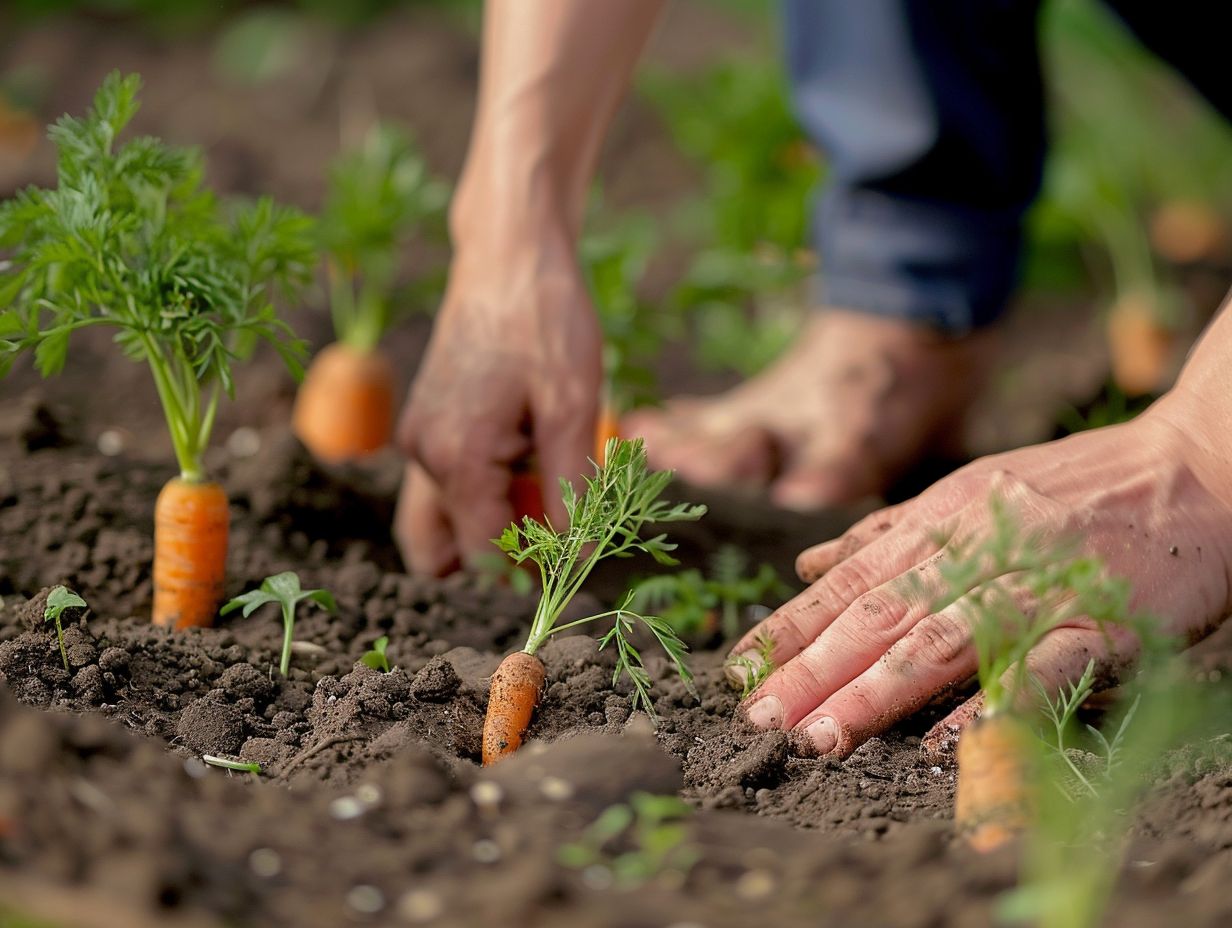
[0,72,314,483]
[724,632,775,700]
[936,497,1152,852]
[43,585,86,672]
[481,438,706,764]
[557,792,699,890]
[221,572,335,676]
[320,122,449,353]
[0,72,315,630]
[360,635,391,673]
[628,544,790,640]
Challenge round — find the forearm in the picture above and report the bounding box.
[451,0,664,256]
[1152,299,1232,500]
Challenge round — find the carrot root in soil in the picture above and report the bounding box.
[153,478,230,629]
[482,650,547,766]
[292,342,395,463]
[954,713,1033,853]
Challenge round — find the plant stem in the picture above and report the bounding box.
[54,616,68,672]
[280,602,294,676]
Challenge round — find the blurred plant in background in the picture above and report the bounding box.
[1030,0,1232,401]
[640,54,821,378]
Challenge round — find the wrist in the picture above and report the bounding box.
[1146,389,1232,510]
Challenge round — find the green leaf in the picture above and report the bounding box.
[220,588,280,618]
[44,585,87,621]
[33,328,70,377]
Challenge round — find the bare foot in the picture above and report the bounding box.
[623,309,994,509]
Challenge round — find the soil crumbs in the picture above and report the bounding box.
[0,420,1229,928]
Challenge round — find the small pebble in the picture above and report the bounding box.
[471,839,501,863]
[248,848,282,878]
[581,865,613,890]
[356,783,383,806]
[329,796,366,821]
[398,889,444,922]
[226,426,261,458]
[182,757,208,779]
[469,781,503,809]
[347,885,385,915]
[539,776,575,802]
[97,429,126,456]
[736,869,776,901]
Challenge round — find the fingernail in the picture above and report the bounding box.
[725,649,763,687]
[743,694,783,729]
[803,717,838,755]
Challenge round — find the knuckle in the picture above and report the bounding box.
[823,558,880,608]
[906,614,971,670]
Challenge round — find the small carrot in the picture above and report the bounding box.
[153,478,230,628]
[954,712,1033,853]
[292,342,395,463]
[482,650,547,765]
[595,404,621,463]
[484,439,705,764]
[1107,294,1176,397]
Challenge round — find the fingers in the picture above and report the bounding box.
[790,602,979,757]
[729,520,945,672]
[533,392,598,531]
[737,548,953,730]
[395,462,460,577]
[795,502,911,583]
[919,625,1132,765]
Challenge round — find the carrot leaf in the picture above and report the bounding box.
[0,71,315,482]
[496,438,705,714]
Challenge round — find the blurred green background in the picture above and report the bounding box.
[2,0,1230,451]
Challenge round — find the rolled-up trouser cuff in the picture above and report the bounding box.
[817,187,1023,335]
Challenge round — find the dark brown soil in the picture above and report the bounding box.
[2,5,1231,927]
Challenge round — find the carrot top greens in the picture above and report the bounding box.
[0,72,315,482]
[320,123,448,353]
[496,438,706,716]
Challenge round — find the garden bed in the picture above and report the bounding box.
[1,388,1230,928]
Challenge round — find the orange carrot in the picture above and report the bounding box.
[292,342,395,463]
[954,713,1033,852]
[482,650,546,765]
[595,404,621,463]
[1107,295,1176,397]
[1149,200,1230,265]
[153,478,229,629]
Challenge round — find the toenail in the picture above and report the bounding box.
[803,717,838,755]
[744,694,783,729]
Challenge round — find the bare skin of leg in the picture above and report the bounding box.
[623,309,996,510]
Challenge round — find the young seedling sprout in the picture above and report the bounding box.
[203,755,262,776]
[292,123,449,463]
[361,635,391,673]
[482,438,706,765]
[0,73,315,629]
[43,585,86,672]
[221,572,335,677]
[628,544,789,640]
[724,632,775,700]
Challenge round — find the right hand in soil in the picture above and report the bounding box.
[394,246,602,575]
[728,387,1232,759]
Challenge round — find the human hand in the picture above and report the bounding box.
[728,402,1232,760]
[394,244,602,575]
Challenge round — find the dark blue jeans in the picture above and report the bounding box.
[783,0,1232,333]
